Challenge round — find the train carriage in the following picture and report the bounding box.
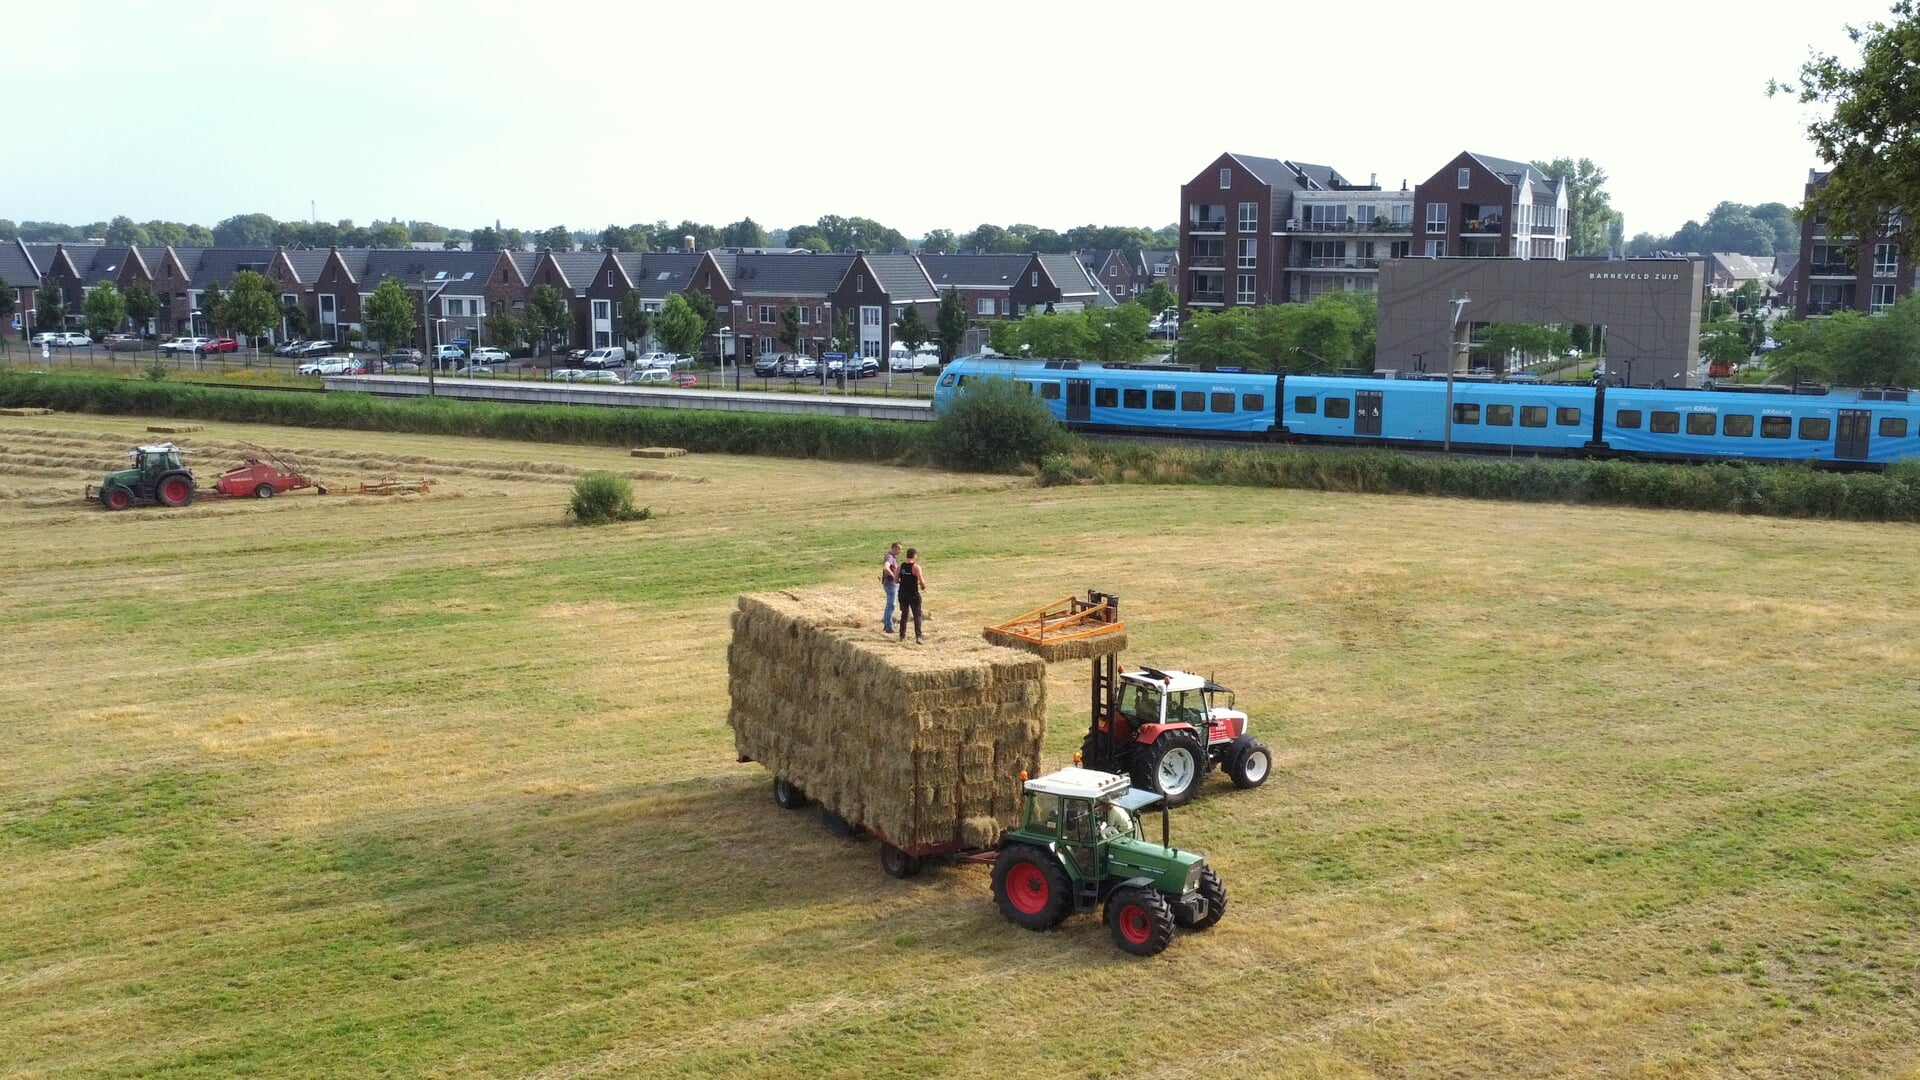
[1281,375,1598,455]
[935,358,1280,437]
[1599,386,1920,466]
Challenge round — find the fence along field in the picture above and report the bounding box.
[1,410,1917,1077]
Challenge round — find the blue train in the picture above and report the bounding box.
[931,356,1920,468]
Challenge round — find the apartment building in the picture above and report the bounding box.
[1792,169,1915,317]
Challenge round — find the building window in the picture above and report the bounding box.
[1219,168,1231,189]
[759,306,773,323]
[1030,271,1039,287]
[1426,203,1447,234]
[1356,204,1376,224]
[1235,274,1256,304]
[606,270,614,286]
[1424,241,1443,257]
[1872,283,1896,312]
[1457,168,1472,189]
[1874,244,1898,277]
[1390,241,1411,259]
[1238,239,1258,268]
[1238,202,1257,231]
[1391,204,1412,225]
[978,298,997,316]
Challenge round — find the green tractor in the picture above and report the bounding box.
[991,767,1226,956]
[87,443,197,510]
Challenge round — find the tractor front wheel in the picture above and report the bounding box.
[1136,730,1205,807]
[1226,735,1272,790]
[879,843,924,879]
[1175,865,1228,931]
[254,483,274,499]
[991,844,1072,930]
[1106,886,1175,956]
[155,471,194,508]
[772,777,806,810]
[101,486,132,511]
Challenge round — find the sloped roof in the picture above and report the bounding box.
[0,239,39,285]
[1467,152,1561,195]
[509,251,541,279]
[730,253,854,296]
[1038,254,1103,298]
[1225,154,1297,187]
[286,249,330,281]
[192,248,281,289]
[862,254,939,303]
[614,252,701,299]
[1284,161,1348,190]
[918,254,1031,289]
[362,249,499,295]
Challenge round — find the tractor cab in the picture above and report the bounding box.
[1115,668,1248,748]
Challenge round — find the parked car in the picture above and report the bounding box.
[470,346,509,364]
[844,356,879,378]
[383,348,423,365]
[628,367,674,384]
[44,331,92,347]
[577,369,622,383]
[776,355,818,378]
[293,340,336,358]
[891,353,938,373]
[103,333,144,352]
[197,337,239,355]
[381,361,423,373]
[158,336,211,354]
[632,351,675,370]
[545,368,587,381]
[431,344,466,364]
[753,355,782,377]
[581,346,629,369]
[273,339,308,357]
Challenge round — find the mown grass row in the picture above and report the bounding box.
[8,370,1920,521]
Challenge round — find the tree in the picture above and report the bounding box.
[779,303,803,355]
[1532,157,1622,257]
[651,293,706,359]
[600,224,634,251]
[486,309,523,352]
[893,304,930,353]
[0,276,15,330]
[122,279,160,336]
[619,290,651,351]
[829,310,858,358]
[37,283,66,335]
[182,225,215,247]
[200,283,227,334]
[212,213,277,247]
[364,278,419,351]
[83,282,126,340]
[282,299,314,340]
[918,229,958,254]
[989,311,1090,359]
[523,284,570,354]
[410,221,447,243]
[369,221,411,248]
[469,226,503,252]
[928,376,1066,473]
[684,289,721,346]
[1083,304,1152,364]
[1774,2,1920,256]
[224,271,282,357]
[722,217,768,248]
[935,288,967,362]
[143,220,186,247]
[1481,322,1574,369]
[1177,308,1264,370]
[104,215,150,247]
[667,220,722,252]
[961,223,1010,253]
[1136,281,1176,318]
[536,225,574,252]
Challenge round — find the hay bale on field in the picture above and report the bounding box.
[728,587,1047,851]
[631,447,687,458]
[981,626,1127,663]
[0,408,54,416]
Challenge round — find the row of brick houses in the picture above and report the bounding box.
[2,240,1124,359]
[1176,150,1570,312]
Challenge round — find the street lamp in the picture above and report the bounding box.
[436,318,449,374]
[730,299,743,390]
[190,309,202,370]
[1445,294,1470,452]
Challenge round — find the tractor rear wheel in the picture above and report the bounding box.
[1080,729,1123,774]
[1175,865,1228,931]
[879,843,924,879]
[156,471,194,507]
[991,843,1072,930]
[254,483,274,499]
[772,777,806,810]
[1135,730,1204,807]
[101,486,132,510]
[1225,735,1272,790]
[1106,886,1175,956]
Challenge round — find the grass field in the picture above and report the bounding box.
[3,411,1918,1078]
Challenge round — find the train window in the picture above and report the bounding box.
[1181,391,1205,411]
[939,372,956,386]
[1018,381,1035,395]
[1325,397,1351,419]
[1761,416,1791,438]
[1242,394,1264,412]
[1485,404,1513,426]
[1211,392,1235,413]
[1799,417,1831,440]
[1881,417,1908,438]
[1453,403,1479,424]
[958,375,974,386]
[1296,396,1317,415]
[1095,387,1118,408]
[1556,407,1582,426]
[1615,410,1642,429]
[1123,388,1146,409]
[1650,411,1680,434]
[1152,390,1176,410]
[1040,383,1061,400]
[1723,414,1754,437]
[1520,406,1547,428]
[1685,413,1716,436]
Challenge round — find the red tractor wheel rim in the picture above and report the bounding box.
[106,489,130,509]
[161,478,189,503]
[1117,903,1152,944]
[1007,863,1050,914]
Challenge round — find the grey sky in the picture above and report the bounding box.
[11,0,1890,240]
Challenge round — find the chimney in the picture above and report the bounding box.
[1369,172,1377,187]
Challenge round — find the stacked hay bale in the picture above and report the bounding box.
[729,588,1046,851]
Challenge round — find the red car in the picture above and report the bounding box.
[196,337,240,355]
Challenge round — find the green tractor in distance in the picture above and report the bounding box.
[991,767,1226,956]
[87,443,197,510]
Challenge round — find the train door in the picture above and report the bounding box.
[1355,390,1383,436]
[1066,379,1091,423]
[1837,409,1871,460]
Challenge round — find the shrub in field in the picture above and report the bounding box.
[568,472,650,524]
[143,361,168,381]
[927,375,1067,473]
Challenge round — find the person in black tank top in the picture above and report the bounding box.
[897,548,926,643]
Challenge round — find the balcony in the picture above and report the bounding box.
[1807,300,1858,315]
[1286,218,1410,234]
[1189,219,1228,234]
[1291,258,1381,270]
[1807,262,1856,278]
[1187,255,1225,269]
[1188,291,1226,305]
[1461,218,1505,234]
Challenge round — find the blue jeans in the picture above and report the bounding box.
[882,581,898,632]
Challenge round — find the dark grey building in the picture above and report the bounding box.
[1377,258,1704,385]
